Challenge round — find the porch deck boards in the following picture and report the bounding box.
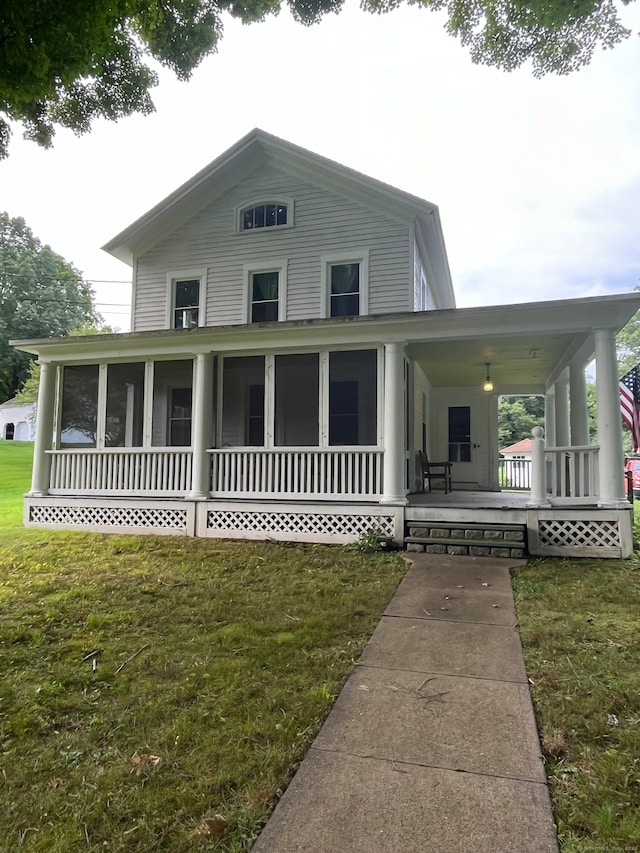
[406,490,531,527]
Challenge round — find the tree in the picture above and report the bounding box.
[0,0,633,158]
[0,212,99,402]
[498,395,545,448]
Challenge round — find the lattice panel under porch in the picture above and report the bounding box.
[538,518,620,549]
[206,509,396,542]
[29,503,188,530]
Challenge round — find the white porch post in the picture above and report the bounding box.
[30,361,56,495]
[527,425,550,507]
[380,341,408,504]
[188,353,214,499]
[554,373,570,447]
[594,328,626,506]
[569,361,589,446]
[544,391,556,447]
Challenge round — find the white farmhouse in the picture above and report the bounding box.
[11,130,639,557]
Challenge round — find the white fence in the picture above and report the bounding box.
[47,449,193,495]
[209,448,383,500]
[498,458,532,490]
[544,446,600,503]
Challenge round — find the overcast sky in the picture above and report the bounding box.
[1,1,639,331]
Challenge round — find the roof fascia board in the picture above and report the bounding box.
[13,293,640,360]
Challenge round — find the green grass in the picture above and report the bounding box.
[0,440,33,531]
[513,559,640,850]
[0,443,407,851]
[3,444,640,850]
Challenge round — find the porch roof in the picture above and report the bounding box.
[12,292,640,393]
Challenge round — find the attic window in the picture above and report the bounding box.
[241,202,288,231]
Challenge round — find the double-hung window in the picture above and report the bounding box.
[321,251,369,318]
[251,271,279,322]
[244,261,287,323]
[167,271,206,330]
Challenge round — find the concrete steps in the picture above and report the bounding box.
[405,521,527,558]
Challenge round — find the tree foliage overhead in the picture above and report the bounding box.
[0,0,633,158]
[0,212,99,402]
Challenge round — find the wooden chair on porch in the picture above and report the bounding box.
[417,450,453,494]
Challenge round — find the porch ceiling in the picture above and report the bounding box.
[407,331,588,391]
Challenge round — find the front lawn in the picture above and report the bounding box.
[513,559,640,850]
[3,441,639,850]
[0,442,407,851]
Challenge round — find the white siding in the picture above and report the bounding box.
[413,241,435,312]
[133,166,411,331]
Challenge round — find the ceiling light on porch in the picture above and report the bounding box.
[483,363,494,392]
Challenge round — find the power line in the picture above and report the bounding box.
[0,269,131,285]
[4,296,130,308]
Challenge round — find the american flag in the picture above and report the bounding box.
[620,364,640,452]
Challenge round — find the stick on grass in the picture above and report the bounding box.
[115,643,150,675]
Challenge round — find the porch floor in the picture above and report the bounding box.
[407,490,531,510]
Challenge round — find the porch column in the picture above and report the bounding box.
[544,391,556,447]
[30,361,56,495]
[569,361,590,446]
[594,328,626,506]
[380,341,408,504]
[527,425,550,507]
[554,373,570,447]
[188,352,214,500]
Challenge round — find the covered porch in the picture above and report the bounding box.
[14,293,640,558]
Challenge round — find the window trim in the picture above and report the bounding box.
[243,260,288,323]
[320,250,370,319]
[165,270,207,330]
[235,197,294,233]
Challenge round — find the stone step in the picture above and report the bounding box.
[405,539,526,558]
[404,522,528,559]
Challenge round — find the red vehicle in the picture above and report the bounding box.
[624,457,640,499]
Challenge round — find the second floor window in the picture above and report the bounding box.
[251,271,279,322]
[173,279,200,329]
[242,203,287,230]
[330,263,360,317]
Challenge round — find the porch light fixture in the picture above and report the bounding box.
[483,363,494,392]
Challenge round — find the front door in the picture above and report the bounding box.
[436,389,491,489]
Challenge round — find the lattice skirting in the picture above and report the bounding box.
[24,497,404,544]
[26,497,193,536]
[200,502,403,544]
[527,508,633,558]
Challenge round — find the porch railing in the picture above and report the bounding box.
[498,458,532,491]
[47,449,193,495]
[544,445,600,503]
[208,448,383,500]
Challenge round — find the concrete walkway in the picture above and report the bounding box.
[251,554,559,853]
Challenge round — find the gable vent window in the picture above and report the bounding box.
[242,203,287,230]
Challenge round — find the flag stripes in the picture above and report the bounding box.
[620,364,640,453]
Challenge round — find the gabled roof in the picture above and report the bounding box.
[102,128,455,308]
[500,438,534,454]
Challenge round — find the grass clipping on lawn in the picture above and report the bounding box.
[0,533,405,852]
[513,558,640,849]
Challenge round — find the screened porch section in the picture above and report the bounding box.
[46,350,383,499]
